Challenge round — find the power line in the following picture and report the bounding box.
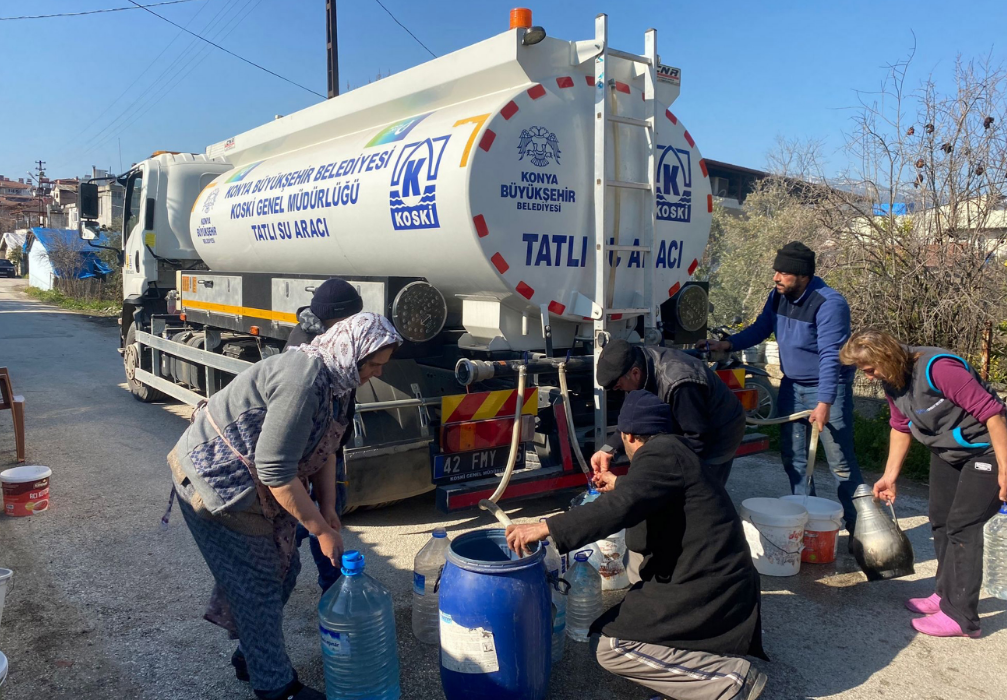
[0,0,202,21]
[124,0,325,98]
[372,0,437,58]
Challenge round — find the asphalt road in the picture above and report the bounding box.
[0,277,1003,700]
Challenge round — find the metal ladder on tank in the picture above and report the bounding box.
[591,14,660,449]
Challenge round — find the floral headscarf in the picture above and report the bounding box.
[296,312,402,397]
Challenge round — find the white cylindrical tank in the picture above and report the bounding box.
[192,72,711,324]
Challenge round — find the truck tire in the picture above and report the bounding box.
[124,324,165,403]
[746,375,777,421]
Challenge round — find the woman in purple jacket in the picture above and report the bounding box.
[840,329,1007,638]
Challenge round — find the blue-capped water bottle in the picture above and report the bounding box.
[319,551,401,699]
[983,503,1007,600]
[542,538,567,663]
[412,527,450,644]
[565,550,602,643]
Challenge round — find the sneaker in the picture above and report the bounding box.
[911,611,980,638]
[905,593,941,615]
[737,669,767,700]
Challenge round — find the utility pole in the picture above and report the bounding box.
[326,0,338,98]
[34,160,46,227]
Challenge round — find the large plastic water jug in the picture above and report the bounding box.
[542,539,567,664]
[439,529,551,700]
[569,488,629,590]
[412,527,450,644]
[319,551,401,700]
[983,503,1007,599]
[565,550,602,642]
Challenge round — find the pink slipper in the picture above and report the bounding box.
[905,593,941,615]
[911,611,980,638]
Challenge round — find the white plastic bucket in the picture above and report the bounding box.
[782,495,844,564]
[0,568,12,633]
[764,342,780,366]
[740,498,808,576]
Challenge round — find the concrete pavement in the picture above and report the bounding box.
[0,277,1002,699]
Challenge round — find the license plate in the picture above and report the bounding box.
[432,444,526,484]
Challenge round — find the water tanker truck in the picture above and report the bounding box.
[78,10,768,511]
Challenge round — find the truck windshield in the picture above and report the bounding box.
[122,171,143,241]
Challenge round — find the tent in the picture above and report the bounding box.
[1,231,27,261]
[25,228,113,291]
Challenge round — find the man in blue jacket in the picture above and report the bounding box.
[701,241,863,534]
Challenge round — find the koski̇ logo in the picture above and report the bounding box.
[389,136,451,230]
[517,126,561,167]
[201,187,218,215]
[656,145,692,223]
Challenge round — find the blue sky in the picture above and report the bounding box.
[1,0,1004,180]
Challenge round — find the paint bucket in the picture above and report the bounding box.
[0,568,12,633]
[1,466,51,517]
[782,495,844,564]
[739,498,808,577]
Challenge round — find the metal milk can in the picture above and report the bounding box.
[849,484,915,581]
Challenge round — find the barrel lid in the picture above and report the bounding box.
[740,497,808,528]
[0,465,51,483]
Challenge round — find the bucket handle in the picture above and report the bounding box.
[886,501,902,531]
[750,523,804,556]
[547,569,571,596]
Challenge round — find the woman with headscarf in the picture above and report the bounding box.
[166,312,401,700]
[840,329,1007,639]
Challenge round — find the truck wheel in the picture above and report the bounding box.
[746,375,777,421]
[124,324,165,403]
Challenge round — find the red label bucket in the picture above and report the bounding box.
[1,466,52,517]
[782,495,843,564]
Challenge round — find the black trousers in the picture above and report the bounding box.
[929,451,1002,632]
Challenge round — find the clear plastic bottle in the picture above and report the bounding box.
[565,550,602,643]
[569,487,629,590]
[983,503,1007,600]
[319,551,401,700]
[542,539,566,663]
[412,527,450,644]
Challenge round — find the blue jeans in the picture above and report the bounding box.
[295,456,348,592]
[777,379,863,533]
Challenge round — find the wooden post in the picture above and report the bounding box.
[981,320,993,381]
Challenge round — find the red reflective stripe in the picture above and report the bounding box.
[666,110,678,124]
[479,129,497,151]
[684,130,695,148]
[700,159,708,177]
[556,76,574,89]
[516,281,535,299]
[688,258,699,275]
[548,300,566,315]
[668,281,681,297]
[501,101,519,120]
[473,214,489,238]
[615,81,630,94]
[707,194,714,212]
[445,392,487,423]
[443,468,630,509]
[441,417,517,453]
[527,84,546,100]
[586,75,596,87]
[610,314,623,320]
[491,253,509,273]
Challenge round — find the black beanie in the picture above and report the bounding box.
[617,390,673,436]
[773,241,815,277]
[597,339,640,390]
[310,278,363,321]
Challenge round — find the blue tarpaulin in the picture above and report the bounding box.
[27,228,113,279]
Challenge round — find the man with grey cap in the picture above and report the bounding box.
[507,390,767,700]
[591,338,747,487]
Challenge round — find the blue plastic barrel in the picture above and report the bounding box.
[439,529,551,700]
